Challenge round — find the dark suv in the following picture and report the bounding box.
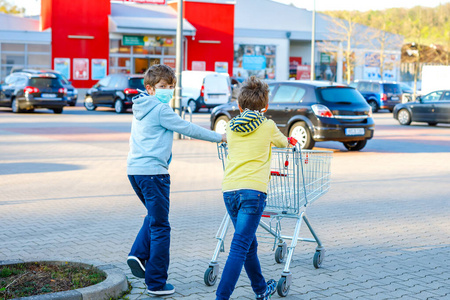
[211,81,374,151]
[84,74,144,113]
[0,72,67,113]
[12,69,78,106]
[351,80,402,112]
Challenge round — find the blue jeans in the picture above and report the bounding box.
[128,174,171,291]
[216,189,268,300]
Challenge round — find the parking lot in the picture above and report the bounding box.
[0,106,449,299]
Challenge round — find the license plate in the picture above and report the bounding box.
[209,95,220,99]
[41,93,57,98]
[345,128,365,136]
[391,97,399,101]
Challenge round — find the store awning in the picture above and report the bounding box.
[109,3,196,36]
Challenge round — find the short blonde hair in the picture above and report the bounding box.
[237,76,269,111]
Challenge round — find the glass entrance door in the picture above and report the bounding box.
[134,58,161,74]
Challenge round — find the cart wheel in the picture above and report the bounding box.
[313,250,324,269]
[277,276,290,297]
[275,245,286,263]
[204,267,217,286]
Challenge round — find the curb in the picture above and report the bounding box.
[0,260,128,300]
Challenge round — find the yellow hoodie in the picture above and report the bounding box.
[222,111,288,193]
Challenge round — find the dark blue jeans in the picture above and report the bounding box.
[216,189,268,300]
[128,174,171,291]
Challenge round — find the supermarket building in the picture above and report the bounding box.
[0,0,403,87]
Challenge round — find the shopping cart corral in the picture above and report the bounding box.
[204,143,332,297]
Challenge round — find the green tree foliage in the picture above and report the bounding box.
[322,3,450,47]
[0,0,25,14]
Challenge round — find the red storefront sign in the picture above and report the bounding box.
[296,65,311,80]
[163,58,176,68]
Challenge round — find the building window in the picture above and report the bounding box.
[109,36,176,75]
[233,44,276,80]
[0,42,51,82]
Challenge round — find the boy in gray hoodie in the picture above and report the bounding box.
[126,64,225,296]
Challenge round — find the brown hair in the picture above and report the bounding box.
[237,76,269,111]
[144,64,176,88]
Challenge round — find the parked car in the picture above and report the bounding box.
[0,72,67,113]
[393,90,450,126]
[84,74,144,113]
[11,69,78,106]
[230,77,244,101]
[181,71,231,112]
[351,80,402,112]
[211,81,375,151]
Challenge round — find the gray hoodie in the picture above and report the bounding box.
[127,93,222,175]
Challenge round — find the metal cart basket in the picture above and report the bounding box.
[204,143,332,297]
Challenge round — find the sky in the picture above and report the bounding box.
[11,0,450,16]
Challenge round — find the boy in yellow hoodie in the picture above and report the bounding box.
[216,76,289,300]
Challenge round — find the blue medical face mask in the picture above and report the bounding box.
[155,89,174,103]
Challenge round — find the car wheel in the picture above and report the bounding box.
[53,108,63,114]
[289,122,315,149]
[114,99,125,113]
[397,109,411,125]
[84,96,97,111]
[213,115,230,134]
[343,140,367,151]
[188,99,199,113]
[11,98,23,113]
[368,100,378,113]
[428,122,438,126]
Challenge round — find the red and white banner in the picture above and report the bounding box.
[73,58,89,80]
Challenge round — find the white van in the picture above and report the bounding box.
[181,71,231,112]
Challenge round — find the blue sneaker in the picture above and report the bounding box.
[127,256,146,278]
[256,279,277,300]
[147,283,175,296]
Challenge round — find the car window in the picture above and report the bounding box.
[97,76,111,87]
[108,75,120,88]
[5,75,17,85]
[319,87,368,105]
[441,91,450,100]
[371,83,380,93]
[271,85,306,103]
[422,91,443,102]
[268,84,276,99]
[15,77,27,87]
[29,77,62,88]
[358,82,371,92]
[383,84,401,94]
[58,74,70,85]
[348,82,357,88]
[129,77,144,90]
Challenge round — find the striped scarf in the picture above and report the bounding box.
[229,110,266,133]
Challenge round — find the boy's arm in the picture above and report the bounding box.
[271,122,289,148]
[159,105,222,142]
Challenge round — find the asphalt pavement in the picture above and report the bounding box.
[0,106,449,299]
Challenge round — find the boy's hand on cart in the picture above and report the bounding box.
[287,137,298,146]
[221,133,227,143]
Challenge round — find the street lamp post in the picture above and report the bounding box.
[310,0,316,81]
[174,0,183,139]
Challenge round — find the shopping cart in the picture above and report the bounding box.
[204,142,332,297]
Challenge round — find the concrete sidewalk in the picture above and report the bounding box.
[0,115,449,299]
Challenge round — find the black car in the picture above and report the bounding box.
[393,90,450,126]
[11,69,78,106]
[351,80,402,112]
[211,81,375,151]
[84,74,144,113]
[0,72,67,113]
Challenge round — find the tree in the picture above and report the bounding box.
[318,11,368,84]
[0,0,25,14]
[364,13,403,80]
